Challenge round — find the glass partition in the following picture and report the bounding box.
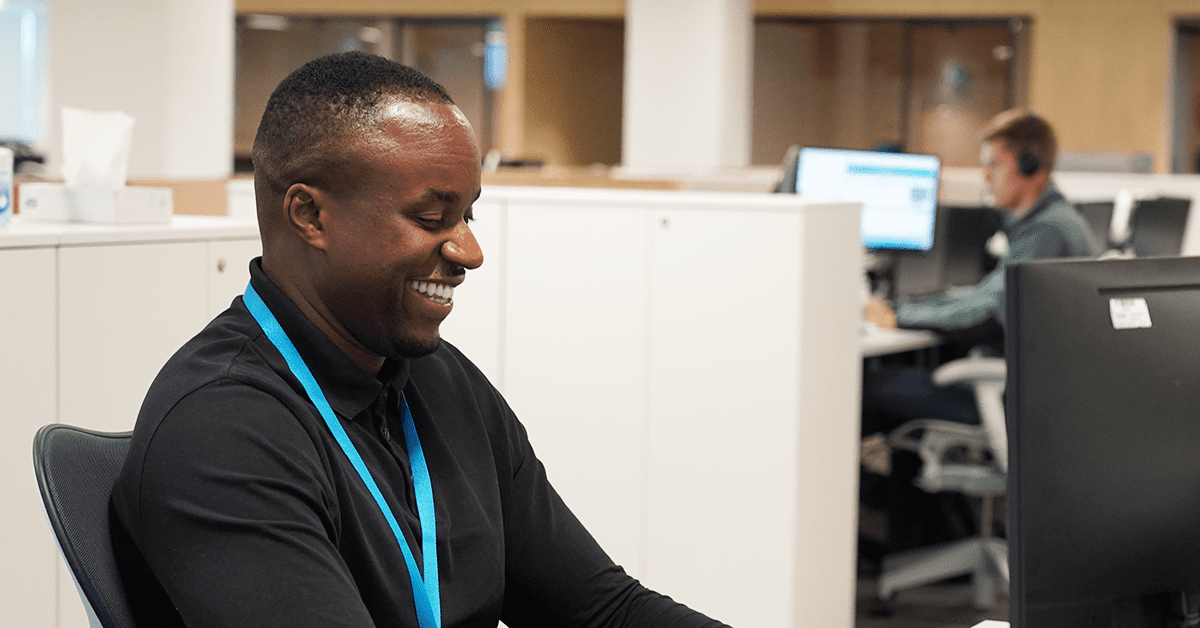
[235,14,496,172]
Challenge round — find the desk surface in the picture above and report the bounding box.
[861,326,941,358]
[0,214,258,248]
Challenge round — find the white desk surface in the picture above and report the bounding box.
[971,621,1009,628]
[861,325,941,358]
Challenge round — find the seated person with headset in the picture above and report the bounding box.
[859,109,1099,562]
[863,109,1098,433]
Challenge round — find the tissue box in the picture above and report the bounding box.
[19,182,173,224]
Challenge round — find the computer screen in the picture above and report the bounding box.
[795,147,941,251]
[1007,256,1200,628]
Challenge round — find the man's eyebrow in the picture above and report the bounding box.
[406,188,481,209]
[425,189,460,205]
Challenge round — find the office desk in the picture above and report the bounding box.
[861,326,941,358]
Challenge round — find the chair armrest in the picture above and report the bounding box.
[931,356,1006,387]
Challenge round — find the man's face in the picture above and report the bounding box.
[980,138,1023,210]
[315,98,483,360]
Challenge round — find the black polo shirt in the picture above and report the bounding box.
[111,259,727,628]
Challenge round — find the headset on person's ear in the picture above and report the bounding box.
[1017,151,1041,178]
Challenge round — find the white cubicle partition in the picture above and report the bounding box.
[442,186,863,628]
[4,186,862,628]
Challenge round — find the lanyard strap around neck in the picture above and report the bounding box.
[243,282,440,628]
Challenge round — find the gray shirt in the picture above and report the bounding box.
[896,182,1099,330]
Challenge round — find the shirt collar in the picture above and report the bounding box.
[1005,181,1065,232]
[246,258,410,421]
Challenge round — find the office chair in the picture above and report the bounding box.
[872,354,1008,614]
[1073,200,1116,252]
[33,424,137,628]
[1126,196,1191,257]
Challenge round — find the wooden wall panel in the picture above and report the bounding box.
[1182,28,1200,173]
[907,22,1011,168]
[235,0,1200,172]
[524,18,624,166]
[752,21,905,165]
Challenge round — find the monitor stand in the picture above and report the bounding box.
[863,249,895,299]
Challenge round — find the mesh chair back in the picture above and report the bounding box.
[33,424,136,628]
[1073,200,1115,250]
[1128,196,1191,257]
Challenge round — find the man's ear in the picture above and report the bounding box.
[283,183,328,250]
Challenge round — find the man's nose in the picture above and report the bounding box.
[442,223,484,270]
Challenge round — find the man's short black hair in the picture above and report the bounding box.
[252,51,455,196]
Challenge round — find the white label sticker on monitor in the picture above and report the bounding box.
[1109,298,1152,329]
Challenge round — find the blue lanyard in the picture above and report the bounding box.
[244,283,441,628]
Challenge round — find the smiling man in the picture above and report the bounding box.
[111,52,729,628]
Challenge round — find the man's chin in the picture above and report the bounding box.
[392,336,442,359]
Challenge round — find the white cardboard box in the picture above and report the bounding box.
[19,182,173,224]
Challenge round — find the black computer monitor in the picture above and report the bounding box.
[792,147,941,251]
[1007,255,1200,627]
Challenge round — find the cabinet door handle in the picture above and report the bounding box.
[216,258,227,273]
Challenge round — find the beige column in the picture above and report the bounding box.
[622,0,752,173]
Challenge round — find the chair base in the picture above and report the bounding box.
[876,536,1008,611]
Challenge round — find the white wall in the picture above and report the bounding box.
[48,0,234,179]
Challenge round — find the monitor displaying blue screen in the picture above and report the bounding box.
[796,147,941,251]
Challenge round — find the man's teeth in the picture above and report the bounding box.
[411,281,453,304]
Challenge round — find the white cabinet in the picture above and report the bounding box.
[0,247,59,628]
[503,202,653,573]
[207,238,263,318]
[643,203,863,627]
[487,187,862,628]
[642,207,807,624]
[2,189,862,628]
[0,217,260,628]
[58,241,210,433]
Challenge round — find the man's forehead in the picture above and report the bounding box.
[367,98,480,158]
[979,139,1006,163]
[378,97,470,130]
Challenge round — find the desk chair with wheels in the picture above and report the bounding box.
[33,424,137,628]
[873,354,1008,614]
